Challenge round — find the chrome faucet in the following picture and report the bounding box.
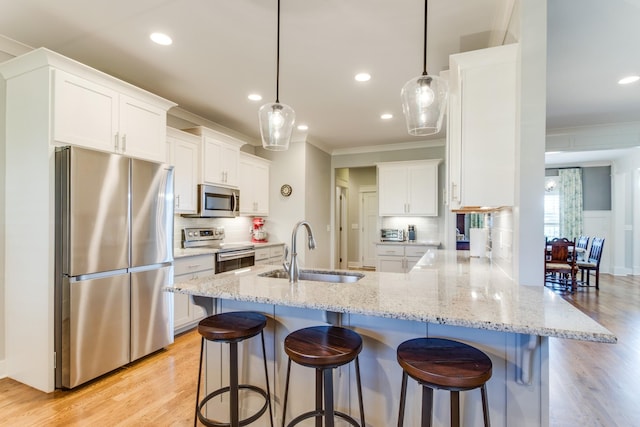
[282,220,316,283]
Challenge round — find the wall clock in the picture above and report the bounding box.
[280,184,292,197]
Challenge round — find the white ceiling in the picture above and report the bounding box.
[0,0,639,156]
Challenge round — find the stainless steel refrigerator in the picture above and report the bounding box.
[54,146,174,389]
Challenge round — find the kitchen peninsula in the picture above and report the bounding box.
[168,250,615,426]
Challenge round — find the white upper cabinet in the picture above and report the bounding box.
[377,159,440,216]
[239,152,270,216]
[52,68,174,163]
[184,126,245,188]
[166,127,200,213]
[447,44,518,209]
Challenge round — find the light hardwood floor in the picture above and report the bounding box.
[1,273,638,426]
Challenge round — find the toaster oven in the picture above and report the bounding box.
[380,229,405,242]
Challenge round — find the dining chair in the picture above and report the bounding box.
[545,238,578,291]
[577,237,605,290]
[576,235,589,251]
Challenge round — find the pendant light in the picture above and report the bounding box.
[401,0,448,136]
[259,0,295,151]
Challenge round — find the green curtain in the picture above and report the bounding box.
[559,168,583,239]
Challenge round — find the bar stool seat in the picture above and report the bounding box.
[195,311,273,427]
[281,326,365,427]
[397,338,492,427]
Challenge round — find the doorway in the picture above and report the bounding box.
[334,166,377,269]
[359,187,378,268]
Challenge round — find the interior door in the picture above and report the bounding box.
[361,190,378,268]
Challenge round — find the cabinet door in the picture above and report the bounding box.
[118,94,167,162]
[378,165,409,216]
[221,143,240,187]
[239,157,255,214]
[52,69,119,152]
[253,161,270,215]
[407,164,438,216]
[202,136,224,185]
[170,134,199,213]
[240,155,270,216]
[377,256,405,273]
[449,44,517,208]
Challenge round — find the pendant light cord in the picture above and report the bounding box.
[276,0,281,103]
[422,0,428,76]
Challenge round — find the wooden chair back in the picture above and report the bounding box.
[546,237,576,265]
[576,236,589,251]
[588,237,605,266]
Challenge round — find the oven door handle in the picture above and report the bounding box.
[217,250,255,262]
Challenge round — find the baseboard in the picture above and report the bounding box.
[0,358,6,379]
[612,266,633,276]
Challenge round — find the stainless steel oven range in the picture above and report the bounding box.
[182,227,255,273]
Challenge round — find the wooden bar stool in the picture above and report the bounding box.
[281,325,365,427]
[195,311,274,427]
[397,338,492,427]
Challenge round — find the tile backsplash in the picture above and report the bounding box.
[380,217,440,243]
[173,215,255,248]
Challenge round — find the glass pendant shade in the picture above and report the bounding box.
[259,102,295,151]
[401,73,448,136]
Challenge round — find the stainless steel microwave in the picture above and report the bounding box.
[182,184,239,218]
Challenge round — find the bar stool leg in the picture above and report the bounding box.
[481,384,491,427]
[260,331,275,427]
[421,386,433,427]
[315,369,323,427]
[397,371,408,427]
[229,341,239,427]
[354,356,365,427]
[195,337,205,427]
[281,358,292,427]
[323,368,335,427]
[450,391,460,427]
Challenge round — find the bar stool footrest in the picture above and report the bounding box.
[286,409,361,427]
[197,384,269,427]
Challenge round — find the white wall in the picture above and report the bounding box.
[304,144,332,268]
[0,35,31,378]
[514,0,547,286]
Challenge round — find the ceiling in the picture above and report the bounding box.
[0,0,639,156]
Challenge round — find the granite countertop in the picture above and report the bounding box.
[376,240,440,246]
[167,250,616,344]
[173,241,285,259]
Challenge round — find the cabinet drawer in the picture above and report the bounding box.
[405,246,428,257]
[255,247,270,262]
[270,244,285,258]
[174,254,215,275]
[376,245,404,256]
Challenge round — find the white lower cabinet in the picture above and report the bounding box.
[376,244,431,273]
[255,244,285,266]
[173,255,214,333]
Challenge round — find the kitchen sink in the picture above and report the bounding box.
[258,269,364,283]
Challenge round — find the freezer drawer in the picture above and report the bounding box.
[64,273,130,389]
[130,265,174,361]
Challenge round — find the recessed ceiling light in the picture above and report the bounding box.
[618,75,639,85]
[355,73,371,82]
[150,32,172,46]
[248,93,263,101]
[297,124,309,131]
[381,113,393,120]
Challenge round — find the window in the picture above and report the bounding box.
[544,177,560,238]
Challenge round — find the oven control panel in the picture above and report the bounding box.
[182,227,225,248]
